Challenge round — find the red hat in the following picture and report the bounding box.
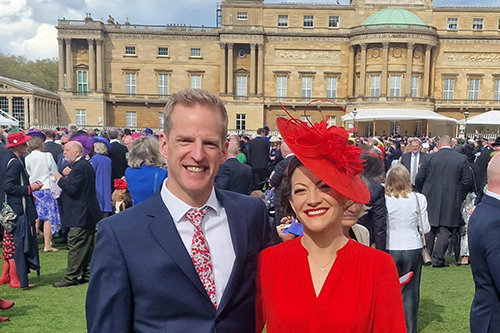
[114,178,128,190]
[276,108,370,204]
[6,132,31,148]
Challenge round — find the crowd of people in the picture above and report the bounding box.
[0,87,498,332]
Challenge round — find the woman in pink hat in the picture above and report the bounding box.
[0,132,42,289]
[256,114,406,332]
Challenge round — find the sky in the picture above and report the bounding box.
[0,0,497,60]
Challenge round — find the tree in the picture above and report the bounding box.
[0,53,58,92]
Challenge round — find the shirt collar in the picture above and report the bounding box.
[161,179,221,223]
[110,139,120,144]
[285,153,295,158]
[486,190,500,202]
[440,146,452,149]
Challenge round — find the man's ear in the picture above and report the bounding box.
[159,132,169,160]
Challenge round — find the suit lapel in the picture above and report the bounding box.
[216,190,248,313]
[146,193,210,302]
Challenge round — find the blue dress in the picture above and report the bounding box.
[91,154,112,213]
[125,165,168,205]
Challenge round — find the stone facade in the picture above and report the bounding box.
[56,0,500,136]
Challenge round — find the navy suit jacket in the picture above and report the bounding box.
[400,151,426,175]
[469,194,500,333]
[214,157,252,195]
[86,189,272,333]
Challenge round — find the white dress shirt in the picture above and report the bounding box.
[160,180,236,304]
[410,152,420,185]
[386,193,431,250]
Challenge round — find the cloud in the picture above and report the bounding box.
[9,23,58,59]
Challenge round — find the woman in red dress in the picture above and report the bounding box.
[256,114,406,333]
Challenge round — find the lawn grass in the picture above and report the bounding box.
[0,242,474,333]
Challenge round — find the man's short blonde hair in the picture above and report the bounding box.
[163,88,228,142]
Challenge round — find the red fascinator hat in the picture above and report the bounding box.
[276,102,370,204]
[114,178,128,190]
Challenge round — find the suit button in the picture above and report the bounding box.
[215,317,222,324]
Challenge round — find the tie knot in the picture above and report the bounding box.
[186,207,208,227]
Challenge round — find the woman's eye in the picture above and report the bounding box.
[293,188,305,195]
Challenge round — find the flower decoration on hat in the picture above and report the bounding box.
[276,99,370,204]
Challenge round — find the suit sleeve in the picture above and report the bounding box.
[86,219,133,333]
[214,164,230,190]
[372,255,407,333]
[57,164,85,197]
[4,159,29,196]
[461,159,473,199]
[370,185,387,251]
[414,156,428,193]
[259,199,273,249]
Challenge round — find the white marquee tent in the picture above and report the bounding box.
[0,109,19,126]
[458,110,500,125]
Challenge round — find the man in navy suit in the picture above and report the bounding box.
[400,138,426,189]
[86,88,272,332]
[469,153,500,333]
[215,142,252,195]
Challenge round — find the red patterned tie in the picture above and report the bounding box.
[186,207,217,308]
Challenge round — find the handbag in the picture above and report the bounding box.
[45,153,62,199]
[414,193,432,266]
[0,158,23,232]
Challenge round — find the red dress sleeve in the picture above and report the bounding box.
[255,253,265,333]
[372,255,407,333]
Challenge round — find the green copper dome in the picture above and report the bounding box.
[362,9,426,26]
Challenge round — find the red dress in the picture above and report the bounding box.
[256,238,407,333]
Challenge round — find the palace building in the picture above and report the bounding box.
[56,0,500,137]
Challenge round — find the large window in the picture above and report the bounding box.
[125,46,136,56]
[327,116,336,128]
[469,79,480,100]
[495,79,500,100]
[0,97,8,113]
[236,76,247,98]
[158,74,169,96]
[473,18,484,30]
[370,75,380,97]
[389,75,402,97]
[126,111,137,127]
[158,112,164,128]
[411,75,419,97]
[443,78,455,100]
[191,74,202,89]
[326,77,337,99]
[237,12,248,20]
[276,76,287,100]
[125,73,136,96]
[76,109,86,126]
[301,76,312,98]
[77,70,88,95]
[329,16,339,28]
[303,15,314,28]
[447,18,458,30]
[236,114,246,130]
[278,15,288,27]
[12,97,24,127]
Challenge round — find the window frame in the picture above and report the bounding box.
[158,73,169,97]
[236,113,246,130]
[125,46,136,56]
[190,48,202,58]
[76,109,86,126]
[473,18,484,30]
[443,78,455,100]
[236,75,248,98]
[303,15,314,28]
[370,75,380,97]
[190,74,202,89]
[301,76,313,98]
[411,75,419,97]
[326,76,338,99]
[158,112,164,128]
[276,76,287,100]
[77,70,88,96]
[469,78,480,100]
[495,79,500,101]
[447,18,458,30]
[278,15,289,27]
[157,47,169,57]
[125,73,136,97]
[329,15,340,29]
[126,111,137,127]
[389,75,402,97]
[236,12,248,21]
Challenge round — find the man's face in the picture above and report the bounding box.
[61,136,70,147]
[63,142,80,163]
[123,135,133,150]
[411,141,421,154]
[159,103,228,206]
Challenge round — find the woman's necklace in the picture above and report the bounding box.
[309,256,336,271]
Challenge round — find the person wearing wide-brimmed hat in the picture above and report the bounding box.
[0,132,42,289]
[256,115,406,332]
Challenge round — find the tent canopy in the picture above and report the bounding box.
[458,110,500,125]
[342,109,458,123]
[0,114,18,126]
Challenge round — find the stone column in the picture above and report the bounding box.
[423,45,432,97]
[220,43,226,94]
[347,45,355,97]
[29,97,34,125]
[406,42,414,97]
[58,38,65,91]
[381,42,389,97]
[23,97,29,127]
[359,43,367,97]
[65,38,73,91]
[7,96,12,115]
[257,43,264,96]
[88,39,96,92]
[96,39,104,92]
[250,43,257,95]
[227,43,234,95]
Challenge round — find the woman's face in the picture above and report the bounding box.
[341,200,364,227]
[289,166,345,233]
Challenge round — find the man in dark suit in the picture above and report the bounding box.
[476,138,500,188]
[248,128,270,189]
[469,153,500,333]
[107,128,128,182]
[86,88,272,332]
[53,141,101,287]
[215,142,252,195]
[415,135,472,267]
[400,138,427,188]
[270,142,294,226]
[43,129,63,163]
